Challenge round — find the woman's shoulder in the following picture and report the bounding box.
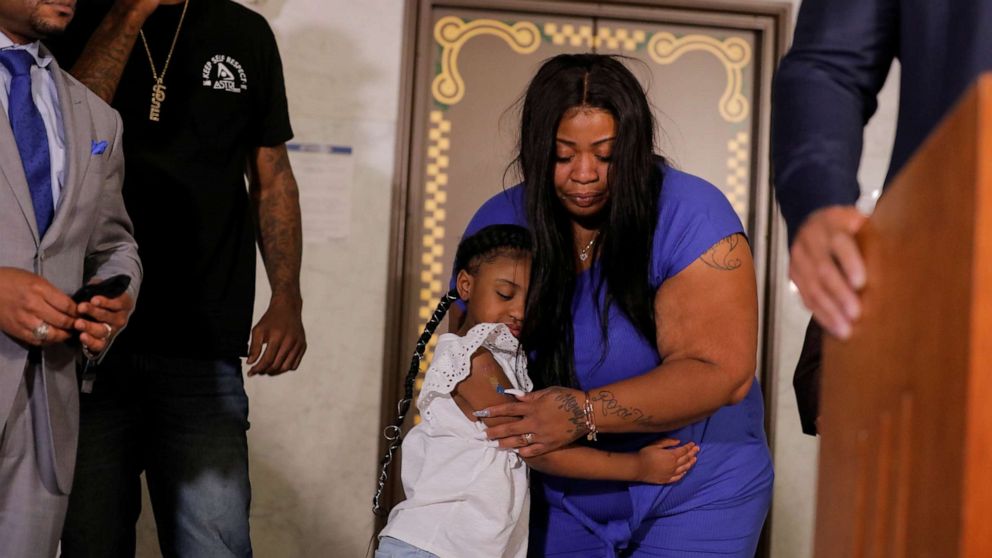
[465,185,528,234]
[651,165,745,283]
[658,166,736,212]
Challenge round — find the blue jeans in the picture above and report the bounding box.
[60,352,252,558]
[375,537,439,558]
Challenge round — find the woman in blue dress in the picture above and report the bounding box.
[459,54,774,557]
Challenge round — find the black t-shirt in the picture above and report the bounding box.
[50,0,293,357]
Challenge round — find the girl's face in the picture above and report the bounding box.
[456,253,531,338]
[553,107,616,220]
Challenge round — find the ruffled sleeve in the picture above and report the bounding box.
[418,323,531,420]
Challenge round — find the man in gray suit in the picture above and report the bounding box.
[0,1,141,555]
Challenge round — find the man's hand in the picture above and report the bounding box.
[76,292,134,355]
[0,267,77,346]
[789,206,868,339]
[246,298,306,376]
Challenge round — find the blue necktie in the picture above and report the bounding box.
[0,49,53,237]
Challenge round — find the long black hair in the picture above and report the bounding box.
[373,224,531,515]
[517,54,662,389]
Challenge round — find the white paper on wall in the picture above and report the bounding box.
[287,142,354,241]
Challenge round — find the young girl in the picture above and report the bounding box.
[374,224,699,558]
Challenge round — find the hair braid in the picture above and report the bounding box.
[373,289,457,515]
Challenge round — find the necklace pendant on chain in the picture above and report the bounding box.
[149,79,167,122]
[578,234,597,263]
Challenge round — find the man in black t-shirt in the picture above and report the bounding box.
[48,0,307,555]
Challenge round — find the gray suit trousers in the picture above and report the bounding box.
[0,361,69,558]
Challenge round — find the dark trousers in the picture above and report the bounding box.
[793,320,823,436]
[60,351,252,558]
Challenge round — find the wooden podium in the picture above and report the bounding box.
[815,76,992,557]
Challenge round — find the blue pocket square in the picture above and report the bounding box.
[91,140,108,155]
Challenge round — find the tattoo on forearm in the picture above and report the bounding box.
[71,14,145,103]
[552,390,587,435]
[589,390,654,426]
[700,234,743,271]
[251,146,303,300]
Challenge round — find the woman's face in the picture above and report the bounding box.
[553,107,616,220]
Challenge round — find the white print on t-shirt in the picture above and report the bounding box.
[201,54,248,93]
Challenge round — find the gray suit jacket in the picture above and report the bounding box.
[0,51,141,494]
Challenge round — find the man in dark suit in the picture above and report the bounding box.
[773,0,992,433]
[0,0,141,555]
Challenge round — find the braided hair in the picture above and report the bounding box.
[373,224,531,515]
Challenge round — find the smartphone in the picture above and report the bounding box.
[72,274,131,304]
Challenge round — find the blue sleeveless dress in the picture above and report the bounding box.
[458,166,773,557]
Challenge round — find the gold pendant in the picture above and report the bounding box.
[149,79,166,122]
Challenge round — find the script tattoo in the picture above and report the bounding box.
[552,389,587,435]
[589,390,654,426]
[700,234,743,271]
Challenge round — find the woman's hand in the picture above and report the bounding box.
[475,386,589,458]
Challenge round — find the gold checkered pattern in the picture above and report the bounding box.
[595,27,648,51]
[420,110,452,321]
[544,23,594,47]
[411,110,453,411]
[725,131,750,222]
[543,23,647,51]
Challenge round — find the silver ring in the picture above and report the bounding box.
[522,433,534,445]
[81,345,97,361]
[102,323,113,338]
[31,322,50,342]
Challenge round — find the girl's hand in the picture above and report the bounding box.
[475,386,588,458]
[636,439,699,484]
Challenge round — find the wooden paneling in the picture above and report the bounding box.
[818,75,992,558]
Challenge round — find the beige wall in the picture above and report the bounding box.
[126,1,900,557]
[133,0,405,556]
[243,0,405,555]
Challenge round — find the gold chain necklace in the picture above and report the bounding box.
[578,232,599,262]
[139,0,190,122]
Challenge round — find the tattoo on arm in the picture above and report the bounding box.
[70,10,147,103]
[700,234,743,271]
[250,145,303,302]
[552,390,588,435]
[589,390,655,426]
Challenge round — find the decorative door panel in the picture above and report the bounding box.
[594,18,757,228]
[386,4,790,543]
[415,9,585,341]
